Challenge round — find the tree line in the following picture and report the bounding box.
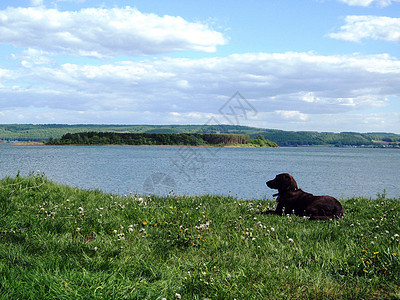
[2,124,399,147]
[46,132,278,147]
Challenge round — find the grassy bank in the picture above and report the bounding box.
[1,174,399,299]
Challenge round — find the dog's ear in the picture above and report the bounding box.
[282,173,298,191]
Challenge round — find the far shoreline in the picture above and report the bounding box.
[11,141,279,148]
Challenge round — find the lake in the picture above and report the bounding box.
[0,143,399,199]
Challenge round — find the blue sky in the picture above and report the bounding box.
[0,0,399,133]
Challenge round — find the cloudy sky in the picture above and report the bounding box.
[0,0,399,133]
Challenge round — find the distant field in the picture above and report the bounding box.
[1,174,399,299]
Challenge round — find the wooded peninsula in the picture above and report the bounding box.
[46,132,279,147]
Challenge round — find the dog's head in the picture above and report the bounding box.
[266,173,298,193]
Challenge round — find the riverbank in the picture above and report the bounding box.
[1,175,399,299]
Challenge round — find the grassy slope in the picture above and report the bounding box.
[1,175,399,299]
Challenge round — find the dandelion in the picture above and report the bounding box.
[363,269,368,273]
[374,251,379,255]
[169,206,174,209]
[142,221,148,225]
[393,253,397,256]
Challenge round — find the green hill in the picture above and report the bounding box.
[1,174,399,299]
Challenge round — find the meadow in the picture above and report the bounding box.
[0,173,399,299]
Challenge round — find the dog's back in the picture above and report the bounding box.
[304,194,343,220]
[276,189,343,219]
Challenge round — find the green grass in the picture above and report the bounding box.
[1,174,399,299]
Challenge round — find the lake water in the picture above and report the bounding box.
[0,143,399,199]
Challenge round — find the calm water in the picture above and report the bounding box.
[0,143,399,199]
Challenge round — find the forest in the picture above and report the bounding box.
[46,131,279,147]
[1,124,399,147]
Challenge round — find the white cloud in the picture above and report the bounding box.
[330,16,400,43]
[337,0,400,7]
[275,110,309,121]
[0,6,226,57]
[31,0,44,6]
[0,68,10,78]
[1,51,400,132]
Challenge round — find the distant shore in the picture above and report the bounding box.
[11,141,45,146]
[12,141,278,148]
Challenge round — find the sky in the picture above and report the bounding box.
[0,0,399,133]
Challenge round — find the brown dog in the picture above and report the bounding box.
[264,173,343,220]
